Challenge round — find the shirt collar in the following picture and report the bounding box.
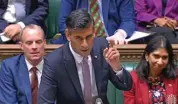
[69,42,91,64]
[25,58,44,73]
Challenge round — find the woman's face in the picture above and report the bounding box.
[145,48,169,77]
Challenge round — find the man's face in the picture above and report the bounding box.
[66,24,95,57]
[20,28,46,65]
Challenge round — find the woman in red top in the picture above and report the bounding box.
[124,34,178,104]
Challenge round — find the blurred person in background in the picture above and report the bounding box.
[135,0,178,43]
[0,0,48,43]
[52,0,135,45]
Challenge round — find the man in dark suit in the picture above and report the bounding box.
[0,0,48,43]
[52,0,135,44]
[38,9,132,104]
[0,24,46,104]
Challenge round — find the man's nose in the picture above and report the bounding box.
[81,39,88,48]
[32,42,37,49]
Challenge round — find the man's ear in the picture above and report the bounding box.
[19,41,24,51]
[43,39,46,45]
[65,28,70,41]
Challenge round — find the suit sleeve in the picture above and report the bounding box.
[0,61,18,103]
[22,0,48,26]
[37,57,57,103]
[0,1,8,32]
[99,38,132,90]
[135,0,158,23]
[109,68,133,91]
[58,0,76,36]
[118,0,135,37]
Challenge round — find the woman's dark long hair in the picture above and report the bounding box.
[136,34,177,82]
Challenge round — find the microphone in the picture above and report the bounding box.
[95,98,103,104]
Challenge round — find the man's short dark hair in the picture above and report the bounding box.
[66,9,94,30]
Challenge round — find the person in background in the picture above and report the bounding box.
[38,9,132,104]
[135,0,178,43]
[0,24,46,104]
[0,0,48,43]
[124,34,178,104]
[52,0,135,44]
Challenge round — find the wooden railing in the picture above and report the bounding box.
[0,44,178,62]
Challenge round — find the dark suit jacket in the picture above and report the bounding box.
[135,0,178,30]
[124,71,178,104]
[0,0,48,33]
[0,54,32,104]
[53,0,135,44]
[38,37,132,104]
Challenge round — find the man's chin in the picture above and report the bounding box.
[30,57,42,61]
[80,52,90,57]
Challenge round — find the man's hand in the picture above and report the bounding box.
[106,31,126,45]
[4,24,22,41]
[103,40,121,71]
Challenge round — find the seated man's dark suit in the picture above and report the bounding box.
[0,0,48,33]
[38,37,132,104]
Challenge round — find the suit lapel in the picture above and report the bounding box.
[19,55,32,104]
[140,81,149,104]
[101,0,109,27]
[63,43,84,103]
[164,0,176,16]
[153,0,162,16]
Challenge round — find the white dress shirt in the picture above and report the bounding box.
[69,43,98,97]
[69,42,123,98]
[25,58,44,87]
[2,0,26,29]
[3,0,16,23]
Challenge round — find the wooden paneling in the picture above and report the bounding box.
[0,44,178,62]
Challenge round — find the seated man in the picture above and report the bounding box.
[38,9,132,104]
[0,0,48,43]
[52,0,135,44]
[0,24,46,104]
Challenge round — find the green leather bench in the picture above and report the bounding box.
[46,0,61,39]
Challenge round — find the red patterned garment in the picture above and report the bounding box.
[148,76,166,104]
